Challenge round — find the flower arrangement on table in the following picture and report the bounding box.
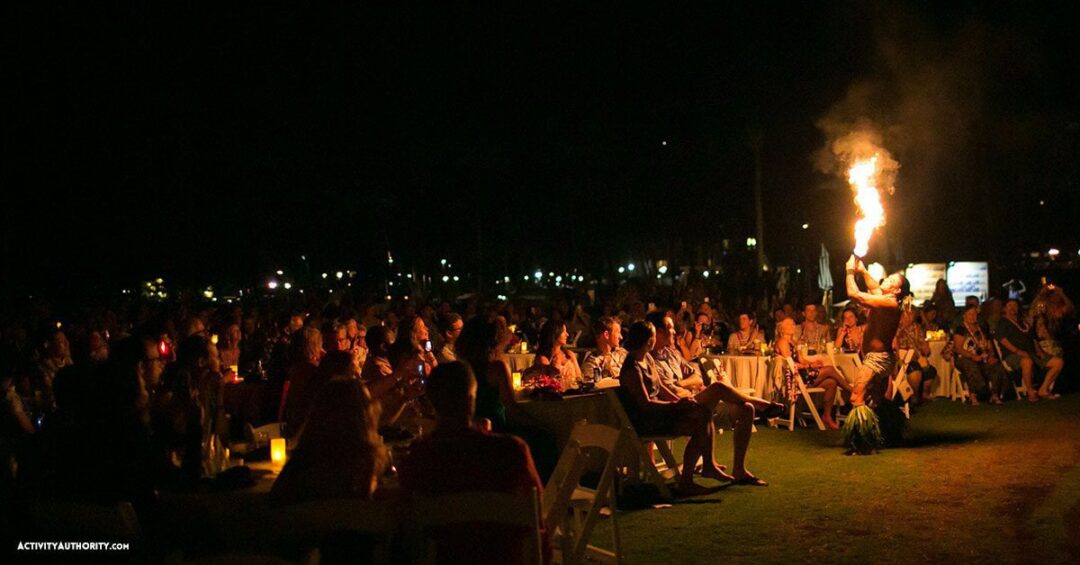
[523,374,564,400]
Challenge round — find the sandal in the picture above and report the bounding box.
[730,474,768,487]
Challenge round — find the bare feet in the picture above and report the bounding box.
[701,466,735,482]
[1027,391,1040,403]
[989,395,1003,405]
[823,419,840,430]
[968,394,979,406]
[730,472,768,486]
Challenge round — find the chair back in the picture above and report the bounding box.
[412,488,543,565]
[246,422,283,443]
[993,339,1013,371]
[543,422,620,524]
[26,500,141,541]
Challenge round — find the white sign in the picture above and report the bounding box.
[905,263,948,306]
[947,262,989,305]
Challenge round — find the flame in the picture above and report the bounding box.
[848,155,885,257]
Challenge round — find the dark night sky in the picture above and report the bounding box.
[4,1,1079,295]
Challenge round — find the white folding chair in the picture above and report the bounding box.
[604,390,675,500]
[994,339,1026,400]
[246,422,283,442]
[543,422,623,565]
[891,349,916,418]
[413,488,544,565]
[775,357,826,431]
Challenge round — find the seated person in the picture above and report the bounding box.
[646,312,705,392]
[953,305,1007,405]
[893,307,937,403]
[527,320,582,390]
[619,321,780,491]
[270,374,387,506]
[726,310,765,355]
[581,316,627,381]
[400,361,549,565]
[435,313,464,364]
[283,327,326,437]
[997,299,1064,401]
[360,326,424,425]
[794,304,830,351]
[388,315,438,375]
[833,307,866,353]
[920,303,944,333]
[775,318,851,430]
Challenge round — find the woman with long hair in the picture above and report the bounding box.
[529,319,582,390]
[271,378,387,505]
[456,317,556,479]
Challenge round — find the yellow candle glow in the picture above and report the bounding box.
[520,341,528,353]
[512,372,523,391]
[270,438,286,468]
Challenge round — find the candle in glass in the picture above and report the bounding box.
[512,372,523,391]
[270,438,287,469]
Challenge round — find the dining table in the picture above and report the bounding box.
[700,354,773,399]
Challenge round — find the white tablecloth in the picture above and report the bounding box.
[703,355,772,398]
[505,353,536,373]
[828,352,862,385]
[926,340,956,398]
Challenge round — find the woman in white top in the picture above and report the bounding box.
[528,319,582,390]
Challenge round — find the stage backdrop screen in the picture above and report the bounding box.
[947,262,990,305]
[905,263,948,306]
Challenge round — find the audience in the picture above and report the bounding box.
[360,326,420,426]
[647,312,706,392]
[435,313,464,364]
[400,361,548,565]
[581,316,627,380]
[619,321,779,492]
[282,327,325,437]
[997,299,1065,401]
[726,310,765,355]
[794,304,830,350]
[271,370,386,506]
[953,306,1007,405]
[893,307,937,403]
[0,274,1074,561]
[528,320,582,390]
[775,318,851,429]
[931,279,957,327]
[834,307,865,353]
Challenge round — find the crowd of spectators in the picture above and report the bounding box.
[0,277,1075,555]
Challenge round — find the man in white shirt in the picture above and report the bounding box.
[581,316,627,380]
[435,313,464,364]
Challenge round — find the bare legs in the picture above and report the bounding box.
[811,367,849,430]
[1020,356,1037,401]
[690,381,765,482]
[1039,356,1065,399]
[678,413,717,489]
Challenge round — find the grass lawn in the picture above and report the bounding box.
[592,396,1080,564]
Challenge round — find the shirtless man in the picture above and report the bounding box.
[845,255,909,407]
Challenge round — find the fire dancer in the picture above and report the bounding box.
[843,255,910,454]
